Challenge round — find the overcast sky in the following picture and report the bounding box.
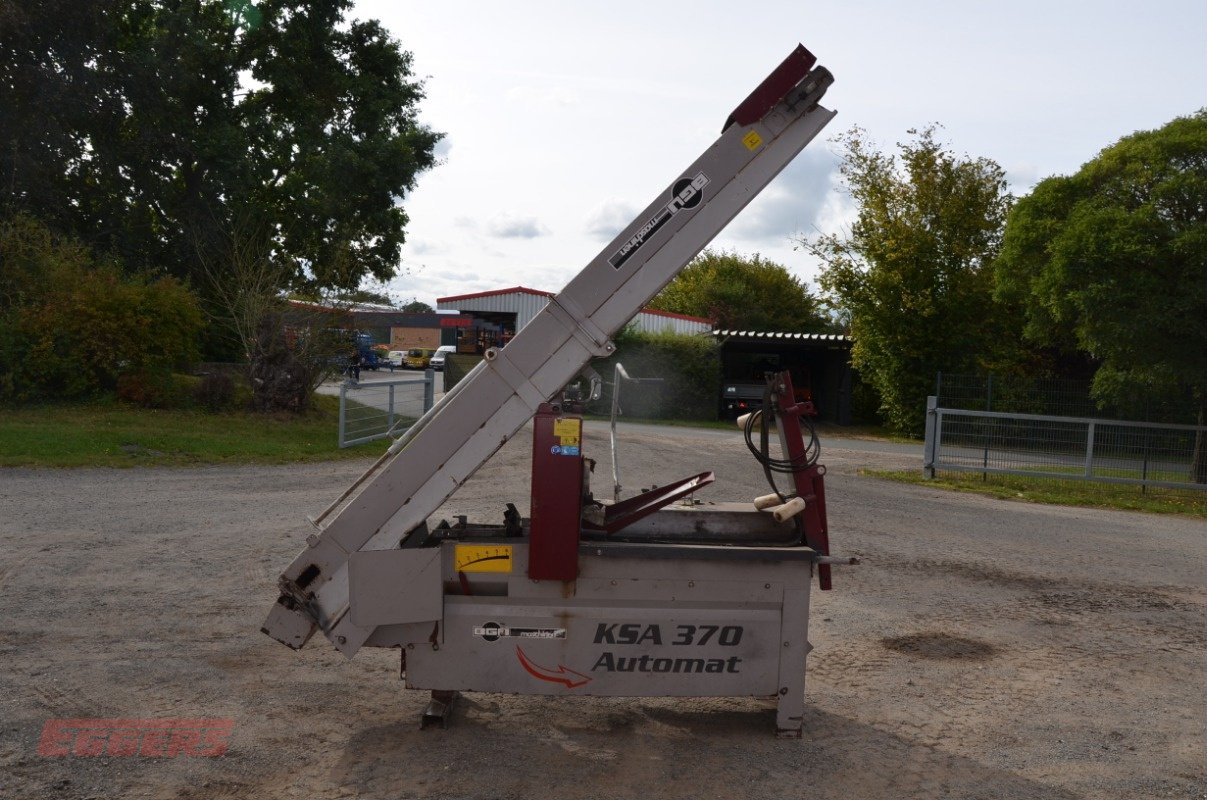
[353,0,1206,308]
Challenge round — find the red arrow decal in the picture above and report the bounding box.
[515,646,592,689]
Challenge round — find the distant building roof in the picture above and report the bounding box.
[286,299,399,314]
[437,286,553,303]
[713,330,852,344]
[437,285,713,326]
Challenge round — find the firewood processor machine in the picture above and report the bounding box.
[262,43,855,737]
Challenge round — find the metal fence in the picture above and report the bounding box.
[935,372,1200,425]
[339,373,435,448]
[923,397,1207,493]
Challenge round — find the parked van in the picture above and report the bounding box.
[428,345,457,371]
[403,348,436,370]
[387,350,406,368]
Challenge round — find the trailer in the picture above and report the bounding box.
[263,43,852,736]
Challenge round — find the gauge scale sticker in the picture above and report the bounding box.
[454,544,513,573]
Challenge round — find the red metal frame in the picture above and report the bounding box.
[527,404,585,581]
[725,44,817,129]
[774,372,832,590]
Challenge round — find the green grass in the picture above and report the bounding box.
[0,395,384,468]
[863,468,1207,518]
[1011,462,1187,482]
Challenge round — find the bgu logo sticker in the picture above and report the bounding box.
[609,172,710,270]
[38,718,234,757]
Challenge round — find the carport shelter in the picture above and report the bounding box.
[712,330,854,424]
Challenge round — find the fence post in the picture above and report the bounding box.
[424,369,435,412]
[338,381,347,449]
[1141,426,1150,494]
[388,384,395,431]
[1084,420,1096,479]
[923,396,938,479]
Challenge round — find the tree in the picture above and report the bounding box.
[804,126,1015,435]
[2,0,440,295]
[995,110,1207,481]
[648,249,829,332]
[402,299,434,313]
[0,1,122,235]
[198,211,351,412]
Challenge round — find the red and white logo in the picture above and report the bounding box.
[38,718,234,757]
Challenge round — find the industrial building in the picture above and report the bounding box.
[437,286,713,344]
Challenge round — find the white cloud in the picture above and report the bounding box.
[405,238,443,255]
[583,198,639,240]
[487,213,549,239]
[728,148,840,245]
[432,136,453,161]
[1006,161,1042,193]
[505,85,579,107]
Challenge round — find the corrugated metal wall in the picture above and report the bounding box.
[438,292,548,330]
[630,312,711,335]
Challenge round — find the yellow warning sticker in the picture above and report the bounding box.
[742,130,763,151]
[454,544,513,573]
[553,418,581,447]
[553,418,580,437]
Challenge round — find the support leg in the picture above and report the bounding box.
[420,690,458,729]
[776,584,813,737]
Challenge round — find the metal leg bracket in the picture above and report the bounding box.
[420,690,458,729]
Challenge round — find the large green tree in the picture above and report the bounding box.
[995,110,1207,479]
[648,249,829,332]
[1,0,440,293]
[804,126,1015,434]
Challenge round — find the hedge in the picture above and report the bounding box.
[586,328,720,421]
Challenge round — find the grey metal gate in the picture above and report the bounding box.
[339,372,435,448]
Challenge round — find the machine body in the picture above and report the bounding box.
[264,44,848,736]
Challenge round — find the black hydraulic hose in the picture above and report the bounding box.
[743,387,821,501]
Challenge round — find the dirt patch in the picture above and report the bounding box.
[881,632,998,661]
[1037,588,1186,613]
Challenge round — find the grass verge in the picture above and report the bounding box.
[863,468,1207,518]
[0,395,384,468]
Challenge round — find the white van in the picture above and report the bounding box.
[428,345,457,371]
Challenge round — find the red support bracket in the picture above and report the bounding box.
[583,471,716,535]
[773,372,832,590]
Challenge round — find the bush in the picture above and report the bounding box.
[194,372,236,412]
[0,215,204,402]
[848,370,884,426]
[586,328,720,420]
[116,372,199,409]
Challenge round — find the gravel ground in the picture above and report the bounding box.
[1,421,1204,800]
